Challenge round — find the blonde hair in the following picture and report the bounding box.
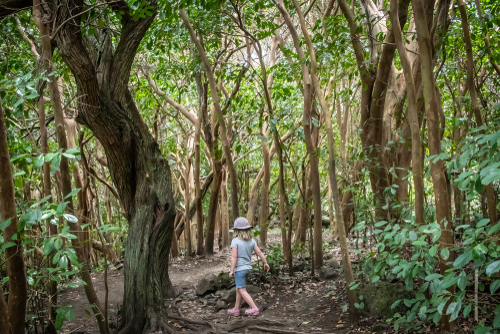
[233,228,253,241]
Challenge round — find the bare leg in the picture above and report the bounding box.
[238,288,257,309]
[235,287,242,310]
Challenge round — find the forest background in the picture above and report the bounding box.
[1,0,500,332]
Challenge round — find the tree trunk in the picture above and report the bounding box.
[194,107,203,255]
[389,0,424,226]
[221,168,230,249]
[411,0,456,329]
[37,88,58,332]
[184,156,192,256]
[258,123,271,246]
[0,281,11,334]
[458,0,497,226]
[328,172,336,238]
[206,160,223,255]
[295,166,311,244]
[244,167,250,215]
[44,0,179,331]
[0,96,27,334]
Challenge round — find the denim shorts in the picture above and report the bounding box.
[234,269,250,288]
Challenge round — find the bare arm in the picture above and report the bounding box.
[230,247,237,277]
[254,245,270,272]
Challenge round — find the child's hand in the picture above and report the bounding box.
[264,264,270,272]
[229,270,234,278]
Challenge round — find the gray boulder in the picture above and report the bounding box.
[325,258,340,269]
[216,285,260,304]
[357,281,413,317]
[318,266,339,280]
[195,273,217,295]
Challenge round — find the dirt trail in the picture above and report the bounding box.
[58,238,387,334]
[59,255,229,333]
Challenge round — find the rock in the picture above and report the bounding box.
[214,271,232,290]
[166,286,184,298]
[217,285,261,304]
[318,266,339,280]
[216,300,226,308]
[371,323,389,332]
[357,281,413,317]
[195,273,217,295]
[326,259,340,269]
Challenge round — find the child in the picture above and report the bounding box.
[228,217,270,316]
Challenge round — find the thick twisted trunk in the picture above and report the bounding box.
[47,0,177,331]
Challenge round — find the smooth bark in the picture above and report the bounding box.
[389,0,424,225]
[411,0,456,329]
[458,0,497,225]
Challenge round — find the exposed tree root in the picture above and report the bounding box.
[248,325,335,334]
[173,298,185,318]
[167,314,218,333]
[220,319,285,332]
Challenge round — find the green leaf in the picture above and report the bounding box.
[489,223,500,235]
[55,310,65,329]
[477,219,490,228]
[425,273,442,281]
[372,275,380,283]
[64,188,81,199]
[409,231,417,241]
[54,238,63,250]
[43,238,55,255]
[63,214,78,223]
[34,154,44,168]
[487,261,500,276]
[453,249,473,269]
[494,312,500,328]
[490,280,500,294]
[391,300,401,309]
[375,220,389,227]
[447,301,461,321]
[44,152,56,162]
[441,248,450,261]
[473,325,492,334]
[412,240,427,246]
[65,310,75,321]
[437,298,449,314]
[429,244,439,257]
[463,304,471,317]
[0,219,11,231]
[457,271,467,291]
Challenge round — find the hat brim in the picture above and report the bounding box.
[230,225,253,230]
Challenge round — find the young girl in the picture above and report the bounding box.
[228,217,270,316]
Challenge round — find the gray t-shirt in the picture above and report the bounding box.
[231,237,257,272]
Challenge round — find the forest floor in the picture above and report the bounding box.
[57,233,436,334]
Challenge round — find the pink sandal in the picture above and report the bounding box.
[245,308,259,316]
[227,308,240,316]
